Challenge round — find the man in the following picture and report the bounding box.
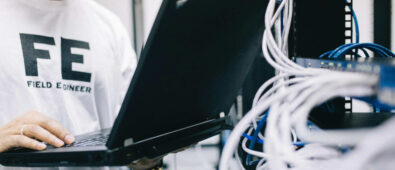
[0,0,160,169]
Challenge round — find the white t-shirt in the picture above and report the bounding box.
[0,0,137,169]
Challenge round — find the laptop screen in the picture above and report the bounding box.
[107,0,267,149]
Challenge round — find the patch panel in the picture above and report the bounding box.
[296,57,395,109]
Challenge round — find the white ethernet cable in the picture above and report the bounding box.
[262,0,308,73]
[263,74,377,170]
[252,77,308,140]
[339,117,395,170]
[219,0,385,169]
[220,71,378,170]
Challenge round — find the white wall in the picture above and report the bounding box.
[95,0,134,46]
[142,0,163,41]
[353,0,374,43]
[352,0,374,112]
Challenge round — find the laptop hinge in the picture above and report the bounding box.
[124,137,134,147]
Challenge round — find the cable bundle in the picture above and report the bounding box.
[219,0,394,169]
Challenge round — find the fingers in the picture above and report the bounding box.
[37,119,75,145]
[22,111,74,145]
[129,157,163,170]
[0,135,46,153]
[21,124,64,147]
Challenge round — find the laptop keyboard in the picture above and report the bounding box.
[65,134,109,147]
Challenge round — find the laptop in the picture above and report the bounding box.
[0,0,267,166]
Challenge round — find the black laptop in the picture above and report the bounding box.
[0,0,266,167]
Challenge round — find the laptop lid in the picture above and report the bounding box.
[106,0,267,149]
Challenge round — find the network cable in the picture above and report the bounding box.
[319,1,394,60]
[218,0,393,170]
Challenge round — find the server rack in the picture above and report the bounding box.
[293,0,394,129]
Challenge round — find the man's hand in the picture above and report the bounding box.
[129,157,163,170]
[129,145,193,170]
[0,111,75,152]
